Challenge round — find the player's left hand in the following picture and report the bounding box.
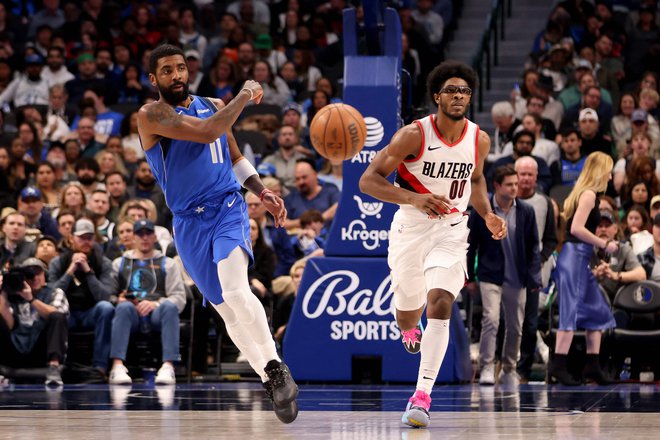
[485,212,507,240]
[262,191,287,228]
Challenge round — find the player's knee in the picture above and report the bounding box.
[426,290,454,319]
[222,288,256,323]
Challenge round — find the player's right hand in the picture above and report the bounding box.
[242,80,263,104]
[410,193,451,219]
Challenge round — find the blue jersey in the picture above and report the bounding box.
[143,95,241,213]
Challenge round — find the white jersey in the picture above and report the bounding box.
[394,114,479,221]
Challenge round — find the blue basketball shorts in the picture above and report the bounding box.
[172,191,253,305]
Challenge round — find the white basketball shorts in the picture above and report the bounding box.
[388,210,470,311]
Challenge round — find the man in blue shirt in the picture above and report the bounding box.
[284,158,340,229]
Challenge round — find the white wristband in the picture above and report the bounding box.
[233,158,258,186]
[241,88,254,100]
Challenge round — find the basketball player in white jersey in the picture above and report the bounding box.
[360,61,507,428]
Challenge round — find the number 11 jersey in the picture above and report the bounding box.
[142,96,240,214]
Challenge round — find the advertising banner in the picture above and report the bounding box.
[283,257,472,382]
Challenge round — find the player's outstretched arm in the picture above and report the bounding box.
[359,124,451,218]
[470,130,506,240]
[137,80,263,148]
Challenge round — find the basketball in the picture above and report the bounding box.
[309,103,367,162]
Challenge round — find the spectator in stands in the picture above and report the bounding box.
[95,150,127,183]
[41,46,73,87]
[74,117,106,159]
[273,259,306,346]
[412,0,444,48]
[625,5,659,83]
[248,217,275,312]
[127,160,170,228]
[87,190,114,240]
[18,120,46,164]
[279,61,304,103]
[49,218,116,376]
[628,110,660,156]
[623,182,652,213]
[34,235,59,266]
[613,132,658,194]
[246,191,296,278]
[467,164,541,386]
[228,0,271,32]
[534,74,564,130]
[75,157,104,197]
[525,94,557,141]
[28,0,65,37]
[54,182,86,220]
[279,102,309,148]
[119,112,142,163]
[564,81,614,133]
[0,257,69,386]
[104,171,128,223]
[121,200,172,253]
[619,156,660,210]
[639,88,660,120]
[18,187,60,240]
[285,158,340,229]
[638,212,660,281]
[0,54,50,109]
[71,87,124,137]
[254,34,287,74]
[108,219,185,385]
[520,113,560,167]
[182,50,204,95]
[539,44,571,93]
[237,41,257,81]
[7,136,37,192]
[252,60,291,108]
[262,125,308,189]
[514,157,558,382]
[292,49,323,95]
[35,162,61,210]
[65,53,109,112]
[197,55,240,104]
[1,212,35,269]
[489,130,553,194]
[513,69,540,119]
[488,101,519,165]
[117,62,146,105]
[291,209,326,259]
[44,142,73,184]
[319,158,343,191]
[104,217,134,261]
[576,108,611,156]
[611,92,639,150]
[44,85,73,143]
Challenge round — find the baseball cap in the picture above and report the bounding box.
[257,162,277,177]
[575,58,592,70]
[282,102,303,116]
[579,108,599,122]
[536,74,554,91]
[25,53,44,65]
[599,210,615,224]
[184,49,200,60]
[631,108,648,123]
[254,34,273,50]
[19,257,47,272]
[76,53,95,64]
[20,186,42,201]
[651,195,660,208]
[133,219,155,233]
[73,218,95,236]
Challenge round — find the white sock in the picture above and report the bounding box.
[416,318,450,395]
[213,302,269,382]
[217,248,281,367]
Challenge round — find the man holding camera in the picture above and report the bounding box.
[49,218,116,377]
[1,211,35,270]
[108,219,185,385]
[0,258,69,386]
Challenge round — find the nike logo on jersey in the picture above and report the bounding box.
[427,145,442,151]
[227,196,238,208]
[423,376,434,380]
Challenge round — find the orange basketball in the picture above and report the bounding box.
[309,103,367,161]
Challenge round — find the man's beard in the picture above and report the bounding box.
[441,104,466,121]
[158,81,190,105]
[78,175,96,185]
[136,175,155,187]
[27,73,41,82]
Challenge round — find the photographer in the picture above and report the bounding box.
[49,218,116,377]
[108,219,185,385]
[0,258,69,386]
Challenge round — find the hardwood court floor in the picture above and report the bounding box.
[1,383,659,440]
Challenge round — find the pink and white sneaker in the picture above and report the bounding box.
[401,323,424,354]
[402,389,432,428]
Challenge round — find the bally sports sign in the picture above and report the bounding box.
[283,257,472,382]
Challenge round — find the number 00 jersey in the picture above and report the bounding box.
[394,115,479,221]
[142,95,240,214]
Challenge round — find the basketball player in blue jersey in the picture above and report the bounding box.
[360,61,507,428]
[136,44,298,423]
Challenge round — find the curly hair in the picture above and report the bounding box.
[426,61,478,102]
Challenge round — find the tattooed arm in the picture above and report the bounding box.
[137,80,263,150]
